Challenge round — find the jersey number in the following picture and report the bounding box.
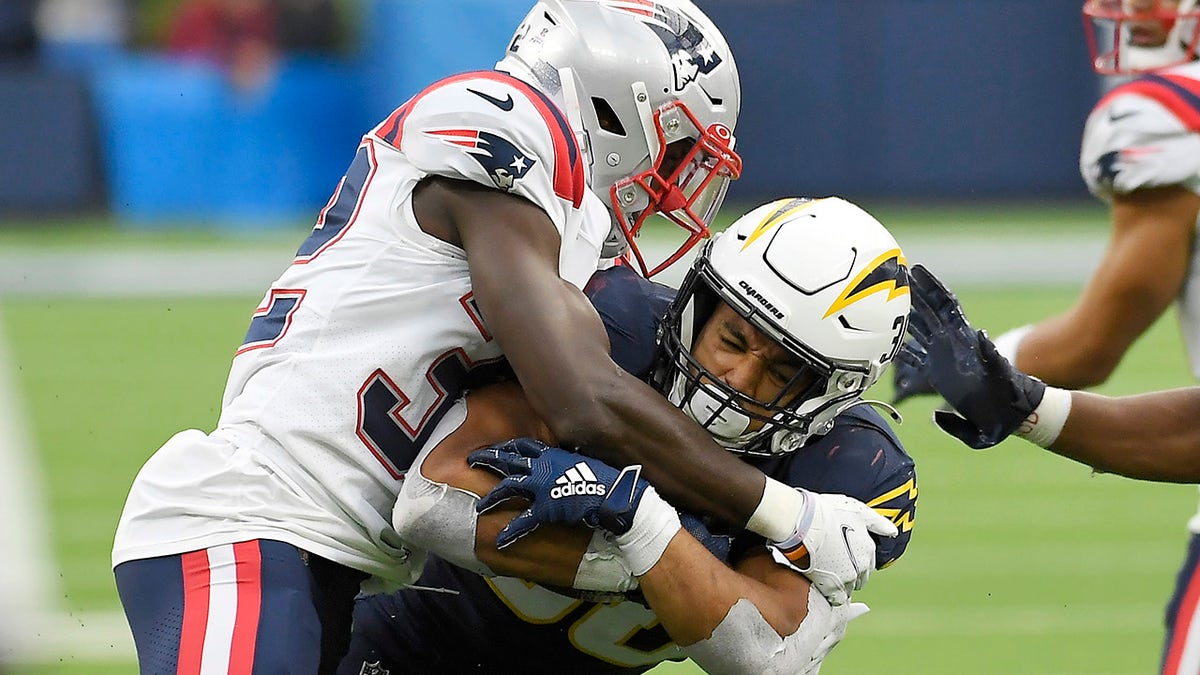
[487,577,682,667]
[357,350,507,479]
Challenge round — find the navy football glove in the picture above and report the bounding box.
[470,440,650,549]
[901,264,1046,449]
[891,338,938,404]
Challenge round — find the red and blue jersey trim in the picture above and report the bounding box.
[1097,73,1200,132]
[375,71,585,208]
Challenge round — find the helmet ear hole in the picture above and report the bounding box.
[592,97,626,136]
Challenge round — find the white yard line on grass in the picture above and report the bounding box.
[0,234,1106,297]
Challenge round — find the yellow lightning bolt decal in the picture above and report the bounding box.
[867,478,918,533]
[822,248,910,319]
[740,197,820,251]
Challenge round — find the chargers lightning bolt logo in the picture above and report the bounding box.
[823,249,910,320]
[426,129,536,191]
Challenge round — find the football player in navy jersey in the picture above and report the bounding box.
[339,198,917,674]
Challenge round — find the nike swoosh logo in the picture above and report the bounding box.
[1108,109,1138,123]
[841,525,863,577]
[468,88,515,112]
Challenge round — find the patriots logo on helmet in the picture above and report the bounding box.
[602,0,723,91]
[426,129,537,191]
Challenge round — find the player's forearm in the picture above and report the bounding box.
[641,537,831,674]
[639,533,806,647]
[1015,314,1137,389]
[1048,388,1200,482]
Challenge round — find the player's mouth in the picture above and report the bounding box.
[1127,22,1170,46]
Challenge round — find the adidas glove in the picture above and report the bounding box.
[471,440,680,576]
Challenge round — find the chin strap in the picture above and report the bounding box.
[852,399,903,424]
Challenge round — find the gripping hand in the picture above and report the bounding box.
[471,441,650,548]
[775,490,898,606]
[900,264,1046,449]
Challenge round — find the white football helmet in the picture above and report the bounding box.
[497,0,742,276]
[1084,0,1200,74]
[651,197,911,456]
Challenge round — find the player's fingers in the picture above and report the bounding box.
[857,505,898,538]
[847,602,871,622]
[495,511,540,549]
[498,437,550,459]
[932,409,996,451]
[911,264,959,317]
[475,476,532,513]
[468,448,532,477]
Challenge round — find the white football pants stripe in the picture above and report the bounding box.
[180,542,262,675]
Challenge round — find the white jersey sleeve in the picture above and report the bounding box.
[369,71,589,239]
[1080,62,1200,200]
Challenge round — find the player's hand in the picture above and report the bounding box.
[471,443,651,548]
[901,264,1046,449]
[800,602,871,675]
[774,490,897,606]
[467,437,549,477]
[891,339,938,404]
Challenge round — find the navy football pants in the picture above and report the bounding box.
[115,539,365,674]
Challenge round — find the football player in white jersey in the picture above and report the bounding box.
[112,2,890,672]
[893,1,1200,672]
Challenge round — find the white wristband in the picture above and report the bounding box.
[615,485,681,577]
[746,477,807,542]
[991,324,1034,365]
[1014,386,1072,448]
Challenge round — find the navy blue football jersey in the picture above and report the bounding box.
[338,266,917,674]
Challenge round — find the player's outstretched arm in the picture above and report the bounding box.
[905,264,1200,482]
[416,177,803,538]
[1047,387,1200,483]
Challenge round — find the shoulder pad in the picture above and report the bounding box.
[1081,73,1200,197]
[372,71,587,210]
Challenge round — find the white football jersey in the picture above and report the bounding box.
[113,71,612,584]
[1080,61,1200,378]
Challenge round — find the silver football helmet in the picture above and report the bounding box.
[1084,0,1200,73]
[651,197,911,456]
[497,0,742,276]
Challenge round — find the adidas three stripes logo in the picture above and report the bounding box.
[549,462,608,499]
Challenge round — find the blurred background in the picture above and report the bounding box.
[2,2,1191,674]
[0,0,1099,223]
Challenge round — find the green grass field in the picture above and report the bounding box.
[2,202,1197,674]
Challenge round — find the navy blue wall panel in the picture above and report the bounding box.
[698,1,1098,202]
